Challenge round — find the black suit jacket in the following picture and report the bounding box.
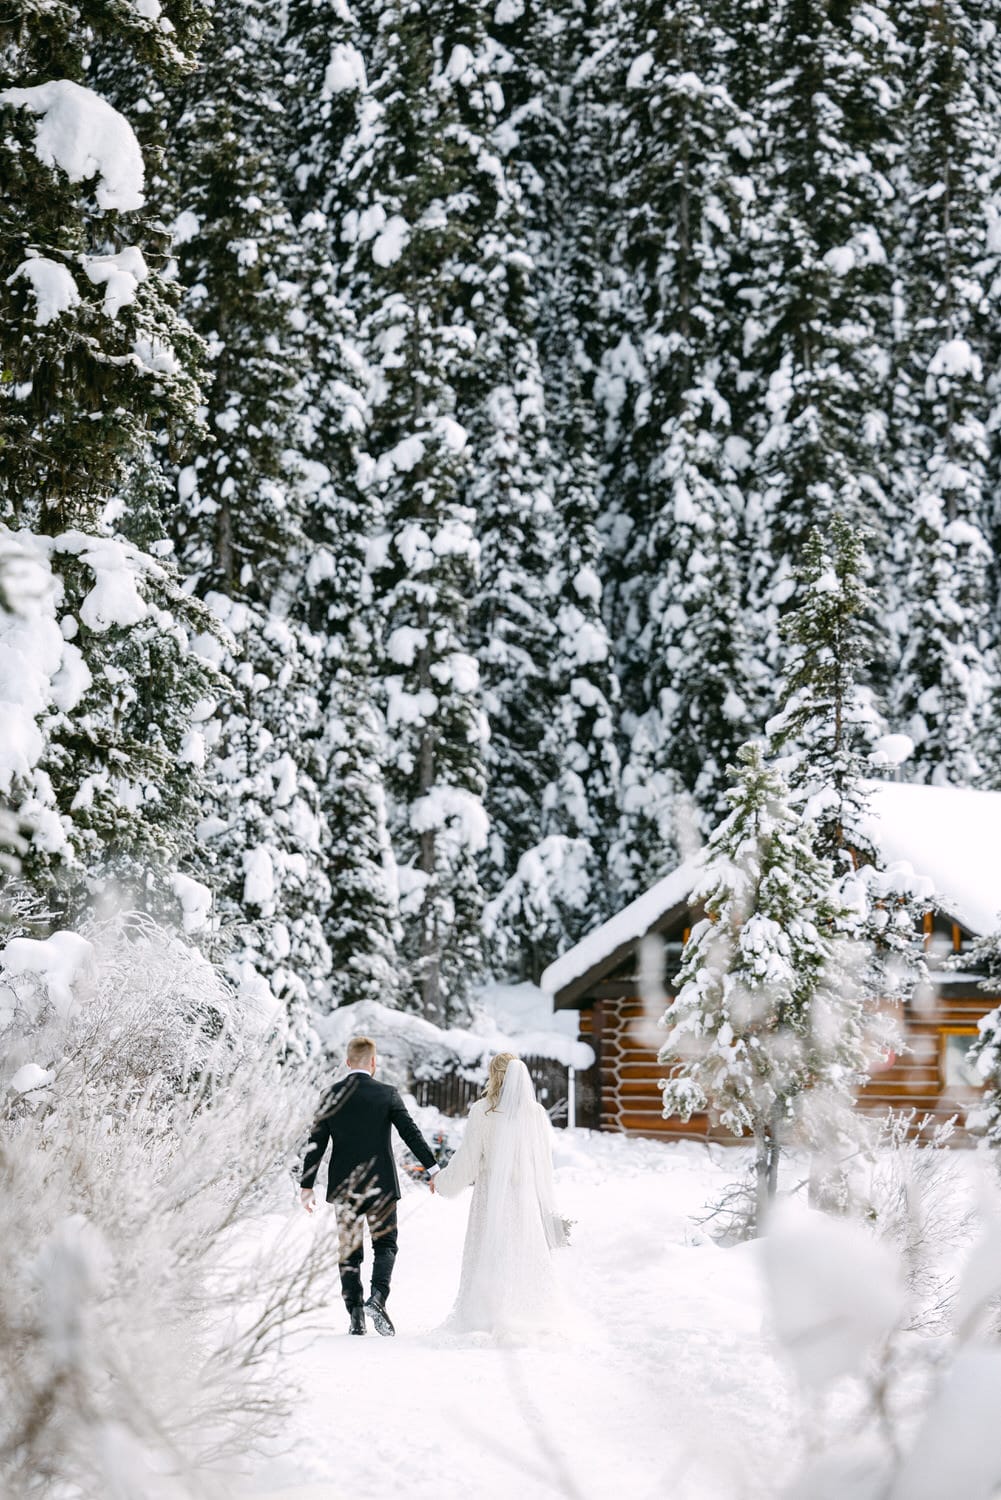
[300,1072,437,1204]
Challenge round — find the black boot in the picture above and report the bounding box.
[348,1305,366,1336]
[364,1292,395,1337]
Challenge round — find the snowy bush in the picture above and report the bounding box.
[862,1110,976,1332]
[0,916,333,1499]
[768,1135,1001,1500]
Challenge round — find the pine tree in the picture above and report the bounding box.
[769,516,926,1015]
[597,0,763,882]
[283,0,406,1011]
[327,0,501,1022]
[746,0,904,634]
[451,0,621,979]
[1,0,221,926]
[159,0,344,1017]
[890,0,1001,786]
[770,517,885,864]
[660,743,869,1229]
[1,7,206,529]
[531,4,624,924]
[322,626,403,1009]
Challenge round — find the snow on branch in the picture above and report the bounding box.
[0,80,145,212]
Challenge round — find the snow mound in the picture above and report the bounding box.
[0,931,94,1015]
[8,1063,53,1095]
[0,80,145,211]
[323,42,366,96]
[861,780,1001,936]
[169,873,213,935]
[764,1203,905,1389]
[314,997,593,1085]
[55,532,149,631]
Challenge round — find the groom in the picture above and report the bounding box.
[300,1034,439,1337]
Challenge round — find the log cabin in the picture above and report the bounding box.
[541,781,1001,1141]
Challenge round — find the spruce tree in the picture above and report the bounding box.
[283,0,406,1011]
[328,0,500,1022]
[598,0,762,882]
[746,0,903,633]
[660,743,868,1229]
[769,517,926,1013]
[453,0,621,978]
[1,3,207,529]
[890,0,1000,786]
[1,0,221,926]
[160,0,344,1016]
[770,517,885,863]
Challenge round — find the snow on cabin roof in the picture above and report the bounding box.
[860,780,1001,938]
[541,780,1001,1005]
[540,852,705,1003]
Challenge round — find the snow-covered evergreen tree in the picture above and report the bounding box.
[769,517,926,1016]
[455,1,621,978]
[747,0,903,636]
[769,517,885,864]
[320,626,403,1010]
[660,743,870,1228]
[282,0,406,1012]
[163,0,339,1017]
[1,3,207,528]
[328,0,498,1021]
[1,0,221,927]
[890,0,1001,786]
[597,1,763,884]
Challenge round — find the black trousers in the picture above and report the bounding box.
[333,1195,399,1309]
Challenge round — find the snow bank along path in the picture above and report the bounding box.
[238,1133,797,1500]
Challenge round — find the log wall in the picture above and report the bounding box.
[575,986,997,1141]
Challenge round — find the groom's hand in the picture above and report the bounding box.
[300,1187,316,1214]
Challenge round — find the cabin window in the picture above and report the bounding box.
[939,1028,982,1091]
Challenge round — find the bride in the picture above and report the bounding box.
[433,1053,568,1339]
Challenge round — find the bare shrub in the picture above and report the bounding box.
[0,914,335,1498]
[863,1109,976,1332]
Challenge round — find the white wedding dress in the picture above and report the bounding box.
[435,1060,567,1340]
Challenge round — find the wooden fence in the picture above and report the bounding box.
[412,1055,575,1126]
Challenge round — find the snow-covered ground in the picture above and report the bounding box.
[236,1133,800,1500]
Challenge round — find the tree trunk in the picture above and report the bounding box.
[754,1125,771,1233]
[416,610,440,1022]
[754,1112,783,1233]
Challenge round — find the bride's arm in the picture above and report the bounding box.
[433,1104,484,1198]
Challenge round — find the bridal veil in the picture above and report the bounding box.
[436,1058,568,1339]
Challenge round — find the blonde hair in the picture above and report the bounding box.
[345,1034,377,1068]
[484,1052,519,1111]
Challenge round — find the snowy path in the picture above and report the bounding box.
[238,1136,798,1500]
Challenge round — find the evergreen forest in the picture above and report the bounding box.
[4,0,1001,1027]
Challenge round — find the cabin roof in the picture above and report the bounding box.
[542,780,1001,1009]
[541,853,704,1008]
